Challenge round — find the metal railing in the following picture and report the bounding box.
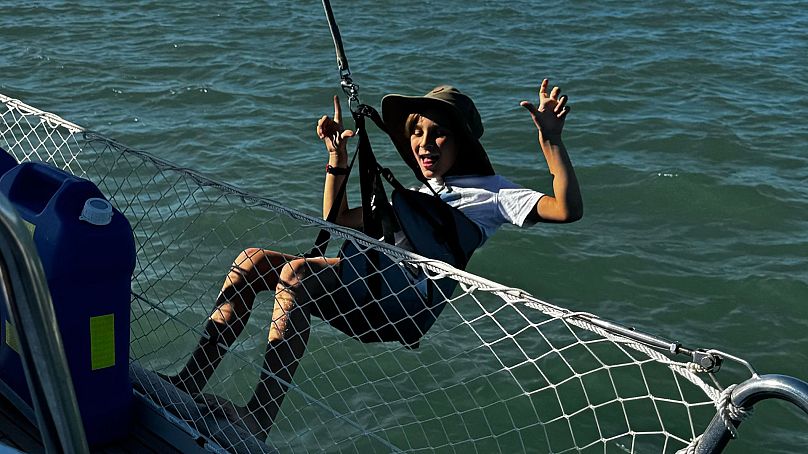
[0,194,89,453]
[699,374,808,453]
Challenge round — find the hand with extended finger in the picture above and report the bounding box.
[520,78,570,141]
[316,95,355,157]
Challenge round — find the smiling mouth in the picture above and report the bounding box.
[419,153,440,169]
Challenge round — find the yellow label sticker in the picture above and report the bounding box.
[23,221,35,238]
[90,314,115,370]
[5,320,19,354]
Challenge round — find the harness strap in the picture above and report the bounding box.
[355,112,381,239]
[374,144,474,268]
[410,191,471,267]
[305,132,358,258]
[305,105,387,258]
[352,109,389,298]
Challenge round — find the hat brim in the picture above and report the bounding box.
[381,94,494,180]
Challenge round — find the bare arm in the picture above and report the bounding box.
[317,96,362,228]
[520,79,583,223]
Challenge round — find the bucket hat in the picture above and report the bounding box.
[381,85,494,178]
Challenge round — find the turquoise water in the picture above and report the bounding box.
[2,1,807,452]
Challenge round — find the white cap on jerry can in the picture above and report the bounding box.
[79,197,113,225]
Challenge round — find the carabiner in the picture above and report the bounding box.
[341,75,360,113]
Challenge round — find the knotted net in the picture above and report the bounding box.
[1,93,752,453]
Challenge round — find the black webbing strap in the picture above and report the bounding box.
[377,158,472,268]
[305,128,359,258]
[355,113,381,239]
[353,108,390,299]
[356,103,388,135]
[361,104,472,267]
[305,105,389,258]
[389,184,472,268]
[305,162,356,258]
[307,103,472,269]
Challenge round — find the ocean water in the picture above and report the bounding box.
[2,1,806,452]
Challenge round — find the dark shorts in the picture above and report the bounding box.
[308,241,453,348]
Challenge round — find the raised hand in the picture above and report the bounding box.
[316,95,355,157]
[520,79,570,140]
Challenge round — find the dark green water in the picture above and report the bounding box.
[2,1,806,452]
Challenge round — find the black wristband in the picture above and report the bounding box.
[326,164,350,175]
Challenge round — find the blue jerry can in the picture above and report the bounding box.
[0,155,136,446]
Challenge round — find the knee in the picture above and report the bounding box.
[216,248,272,323]
[230,248,264,280]
[238,247,263,261]
[227,247,285,292]
[278,258,309,289]
[219,249,263,300]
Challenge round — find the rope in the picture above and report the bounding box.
[688,362,708,374]
[321,0,348,71]
[676,384,753,453]
[0,94,84,133]
[321,0,360,108]
[718,385,753,437]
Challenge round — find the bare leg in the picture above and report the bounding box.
[232,256,341,439]
[165,248,296,396]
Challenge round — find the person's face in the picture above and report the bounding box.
[409,112,457,179]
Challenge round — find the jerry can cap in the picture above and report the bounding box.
[80,198,113,225]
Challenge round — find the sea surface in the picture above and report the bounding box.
[1,1,806,452]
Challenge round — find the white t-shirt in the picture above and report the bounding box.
[392,174,543,295]
[416,175,544,243]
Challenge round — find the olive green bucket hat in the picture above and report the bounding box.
[381,85,495,178]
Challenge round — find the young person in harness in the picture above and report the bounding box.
[163,79,583,439]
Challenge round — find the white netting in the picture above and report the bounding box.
[1,93,745,453]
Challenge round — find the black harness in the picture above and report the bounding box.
[307,104,480,267]
[304,1,483,347]
[307,103,483,347]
